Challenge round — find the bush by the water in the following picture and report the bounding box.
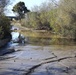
[20,0,76,39]
[0,15,11,39]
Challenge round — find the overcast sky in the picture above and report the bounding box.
[5,0,59,16]
[5,0,48,16]
[13,0,48,9]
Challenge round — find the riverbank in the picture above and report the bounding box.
[11,22,75,40]
[0,22,75,75]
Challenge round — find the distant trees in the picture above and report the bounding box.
[21,2,57,30]
[0,0,10,14]
[20,0,76,39]
[12,1,30,19]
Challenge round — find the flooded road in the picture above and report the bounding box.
[0,31,76,75]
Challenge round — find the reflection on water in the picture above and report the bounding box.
[28,37,76,46]
[21,30,76,46]
[11,32,19,41]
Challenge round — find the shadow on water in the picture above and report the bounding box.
[21,30,76,46]
[0,31,76,55]
[27,37,76,46]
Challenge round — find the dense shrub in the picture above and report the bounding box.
[21,0,76,39]
[21,11,52,30]
[0,15,11,39]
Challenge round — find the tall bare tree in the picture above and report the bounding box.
[0,0,10,14]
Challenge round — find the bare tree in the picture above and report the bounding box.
[0,0,10,14]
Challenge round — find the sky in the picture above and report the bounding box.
[5,0,48,16]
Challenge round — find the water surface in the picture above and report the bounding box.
[21,30,76,46]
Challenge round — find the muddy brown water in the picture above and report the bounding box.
[20,30,76,46]
[0,31,76,75]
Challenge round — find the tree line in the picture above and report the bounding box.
[1,0,75,40]
[17,0,76,39]
[0,0,76,39]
